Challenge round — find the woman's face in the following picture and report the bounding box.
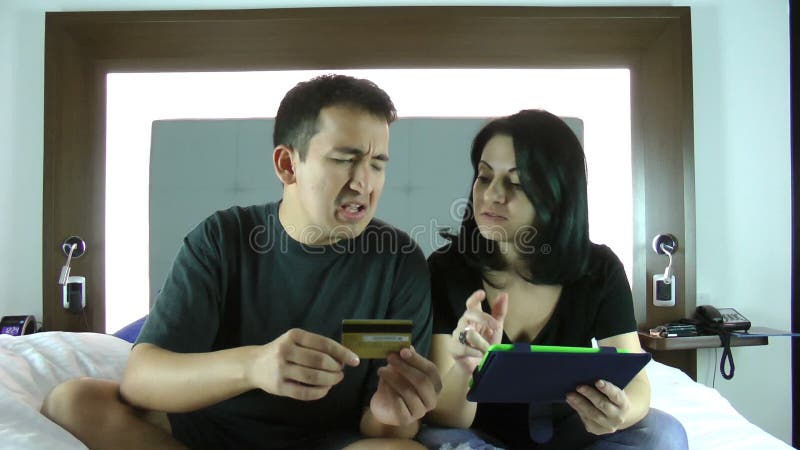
[472,134,537,245]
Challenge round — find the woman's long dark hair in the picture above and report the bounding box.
[449,109,591,285]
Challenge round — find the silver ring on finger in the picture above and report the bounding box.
[458,326,472,345]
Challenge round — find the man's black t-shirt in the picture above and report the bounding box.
[428,243,636,448]
[136,202,432,449]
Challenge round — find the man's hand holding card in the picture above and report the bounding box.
[340,319,442,429]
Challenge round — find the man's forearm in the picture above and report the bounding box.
[120,343,258,413]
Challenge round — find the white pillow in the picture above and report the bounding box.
[0,331,130,409]
[0,332,130,450]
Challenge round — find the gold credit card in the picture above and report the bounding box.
[341,319,412,359]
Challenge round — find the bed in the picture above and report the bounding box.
[0,332,792,450]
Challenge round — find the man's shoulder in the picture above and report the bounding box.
[365,216,406,235]
[184,203,273,249]
[360,217,420,254]
[209,203,272,223]
[198,203,272,231]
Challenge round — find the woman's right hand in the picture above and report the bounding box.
[448,289,508,375]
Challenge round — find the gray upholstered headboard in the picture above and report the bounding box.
[149,117,583,305]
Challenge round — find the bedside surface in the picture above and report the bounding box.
[638,331,769,351]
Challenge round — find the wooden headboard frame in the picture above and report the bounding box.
[43,6,695,370]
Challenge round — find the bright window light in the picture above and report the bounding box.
[106,69,631,333]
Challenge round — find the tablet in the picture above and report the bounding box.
[466,343,651,403]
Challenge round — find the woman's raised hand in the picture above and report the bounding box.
[448,289,508,374]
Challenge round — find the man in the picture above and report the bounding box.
[42,75,440,450]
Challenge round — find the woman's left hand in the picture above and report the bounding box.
[565,379,631,435]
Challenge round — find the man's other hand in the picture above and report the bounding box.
[369,347,443,426]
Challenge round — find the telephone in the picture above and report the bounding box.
[692,306,751,381]
[694,305,751,332]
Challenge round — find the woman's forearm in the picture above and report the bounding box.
[597,332,652,429]
[426,363,477,428]
[619,371,651,429]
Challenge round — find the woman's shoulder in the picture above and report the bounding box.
[429,241,475,267]
[428,242,481,280]
[588,243,621,263]
[428,242,461,265]
[584,243,627,280]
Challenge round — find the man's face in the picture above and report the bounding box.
[284,105,389,245]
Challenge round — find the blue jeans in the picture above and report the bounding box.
[417,408,688,450]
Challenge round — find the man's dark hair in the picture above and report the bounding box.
[451,109,591,285]
[273,74,397,160]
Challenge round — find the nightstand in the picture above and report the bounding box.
[638,331,768,351]
[638,331,769,380]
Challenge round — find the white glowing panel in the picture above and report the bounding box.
[106,69,630,333]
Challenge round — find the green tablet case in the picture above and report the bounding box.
[467,343,651,404]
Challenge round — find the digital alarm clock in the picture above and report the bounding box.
[0,315,37,336]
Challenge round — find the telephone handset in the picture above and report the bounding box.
[694,305,751,332]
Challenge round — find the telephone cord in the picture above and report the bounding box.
[717,330,735,380]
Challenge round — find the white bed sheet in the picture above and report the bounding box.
[0,332,792,450]
[648,360,791,449]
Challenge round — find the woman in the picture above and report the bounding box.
[420,110,687,449]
